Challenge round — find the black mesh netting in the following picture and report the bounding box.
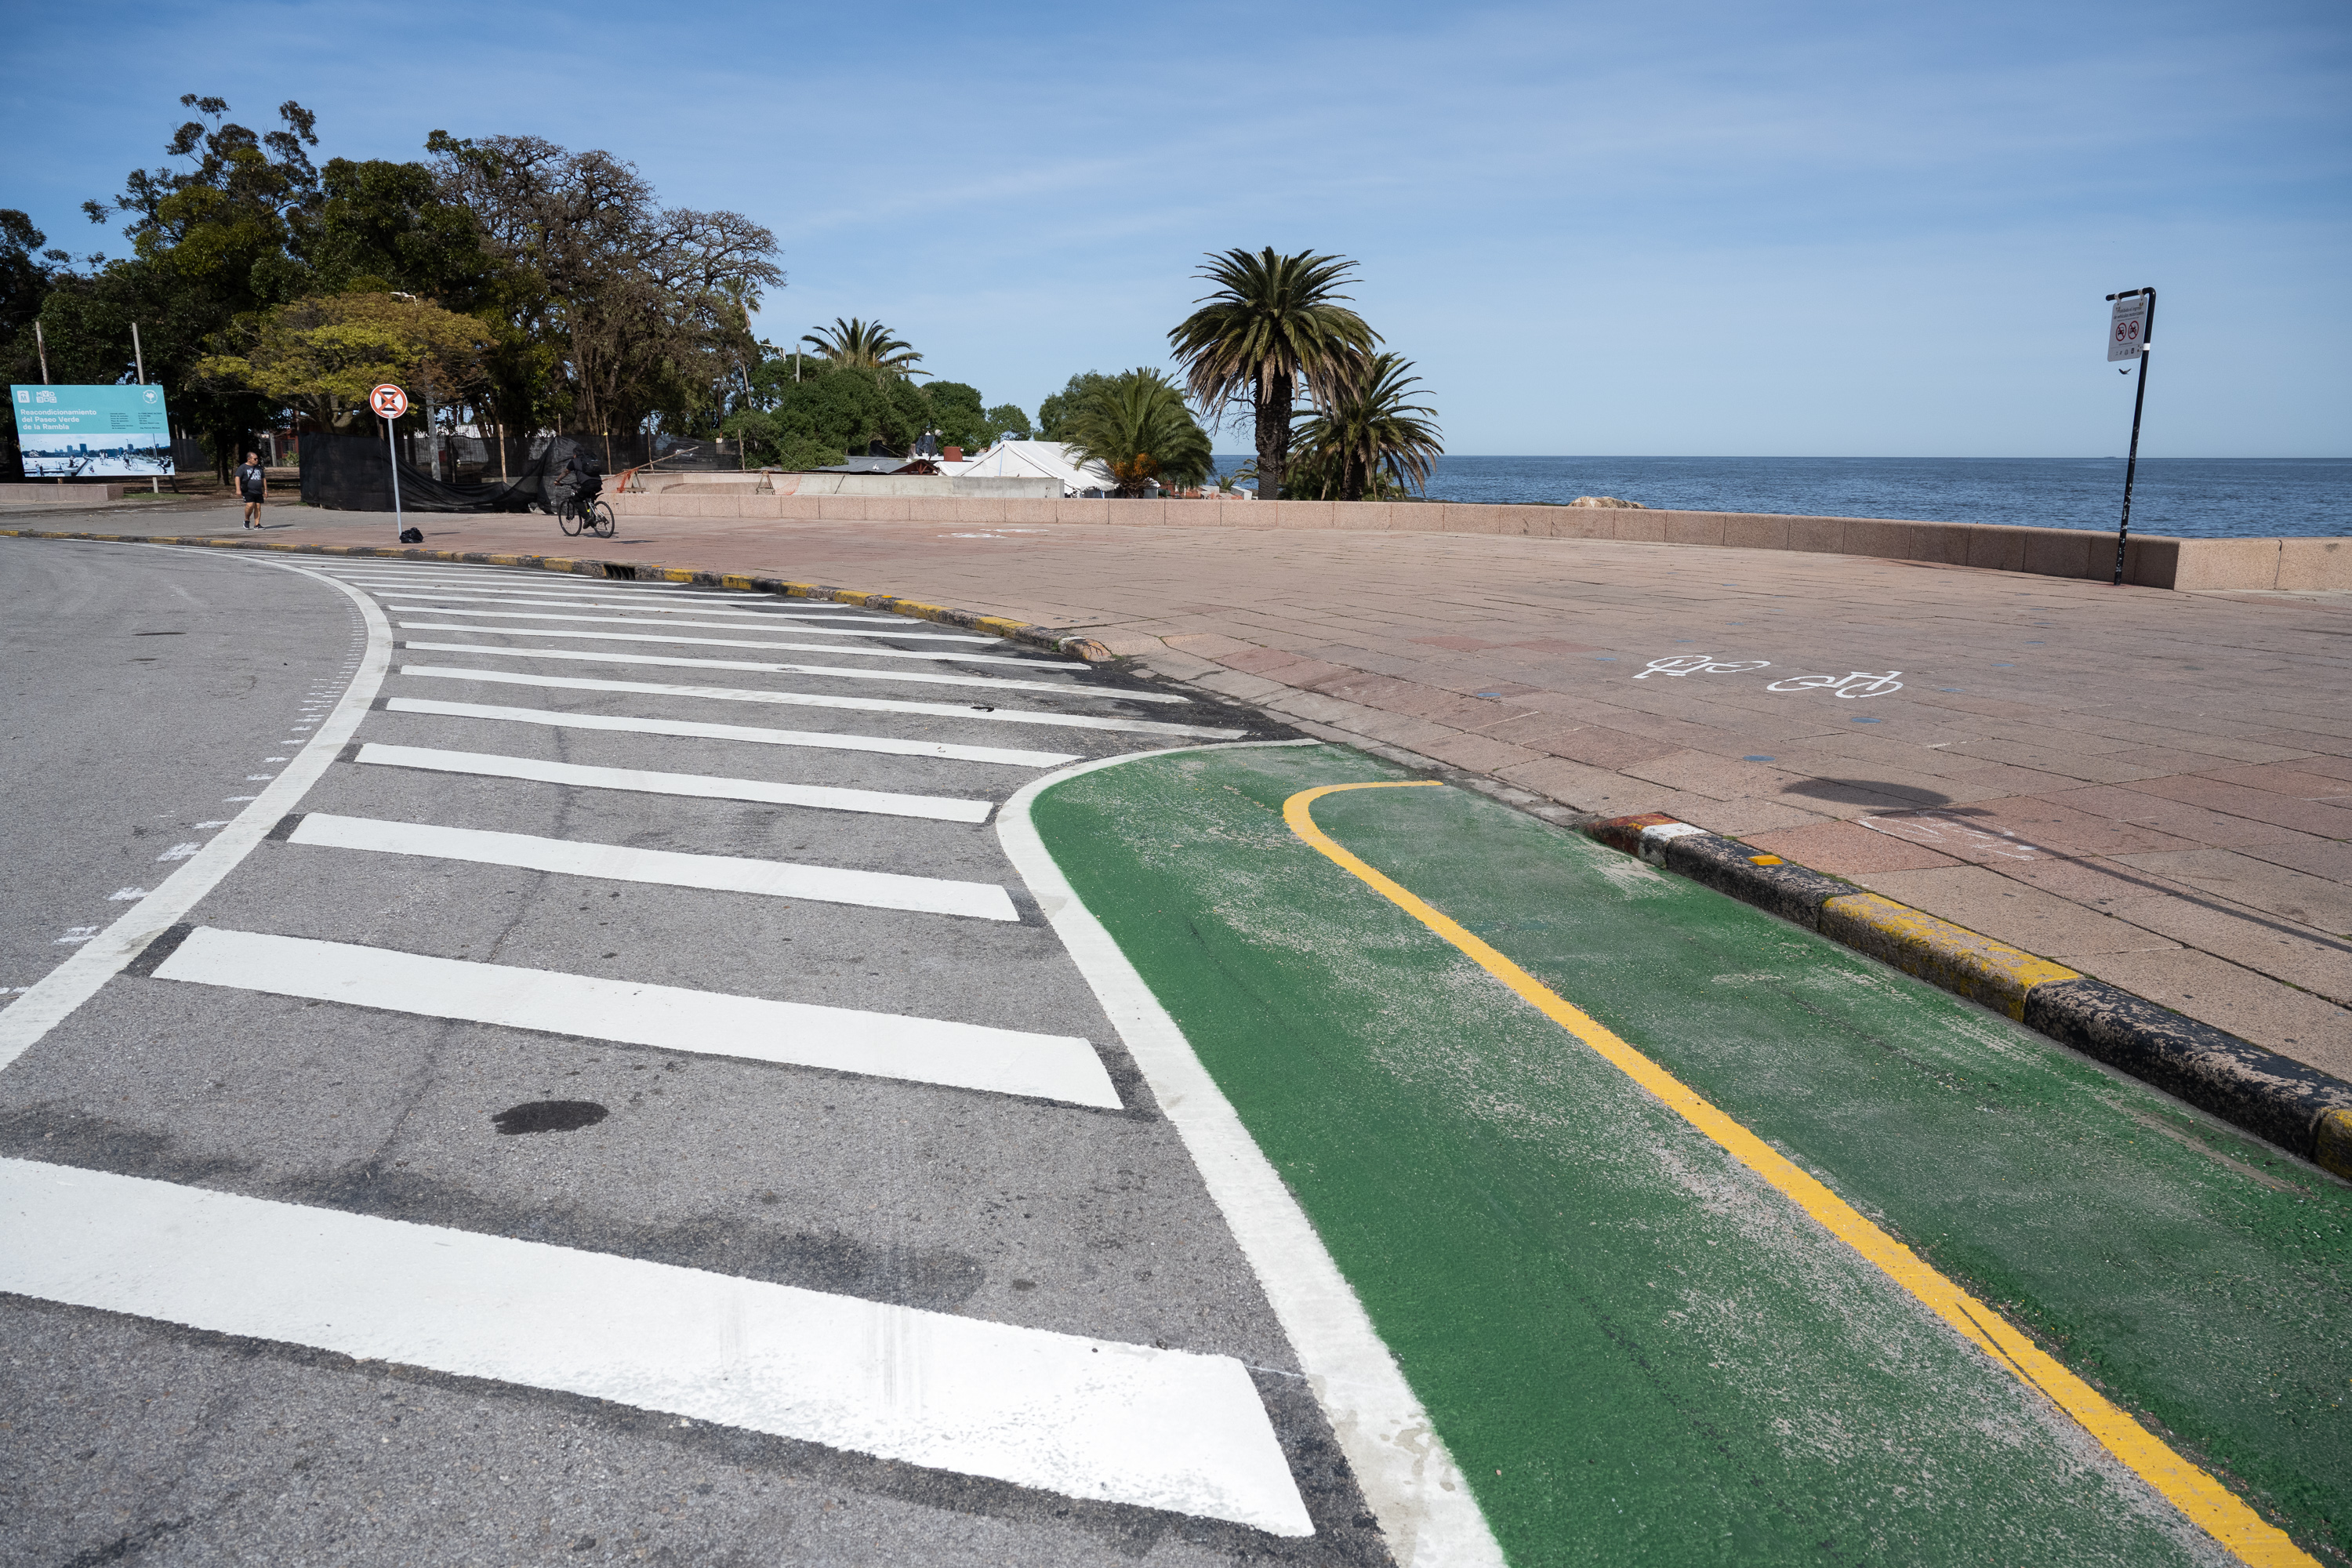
[299,434,599,514]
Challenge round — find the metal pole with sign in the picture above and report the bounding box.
[130,325,158,494]
[2104,288,2155,586]
[371,383,410,539]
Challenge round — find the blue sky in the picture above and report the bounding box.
[9,0,2347,455]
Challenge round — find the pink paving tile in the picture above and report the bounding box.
[2122,776,2352,841]
[2194,762,2352,800]
[1741,821,1965,873]
[1535,726,1688,769]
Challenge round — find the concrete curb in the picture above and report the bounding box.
[0,528,1116,663]
[1587,813,2352,1177]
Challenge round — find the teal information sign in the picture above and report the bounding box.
[9,383,175,477]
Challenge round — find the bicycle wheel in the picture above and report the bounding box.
[591,499,615,538]
[557,500,583,537]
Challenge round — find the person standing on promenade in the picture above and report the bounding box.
[237,452,267,528]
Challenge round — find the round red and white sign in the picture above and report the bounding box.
[369,383,409,419]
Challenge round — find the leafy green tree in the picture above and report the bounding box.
[296,158,498,300]
[730,358,931,468]
[197,292,492,431]
[44,95,329,474]
[982,402,1031,441]
[926,380,989,451]
[1290,351,1443,500]
[800,318,923,376]
[1167,248,1377,503]
[1036,371,1112,441]
[1059,368,1212,496]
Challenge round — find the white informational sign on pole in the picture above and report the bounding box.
[2107,294,2151,361]
[370,383,409,419]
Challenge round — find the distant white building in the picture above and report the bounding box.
[942,439,1119,498]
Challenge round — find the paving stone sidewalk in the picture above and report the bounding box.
[30,503,2351,1080]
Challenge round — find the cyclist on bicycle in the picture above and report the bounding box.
[557,445,604,514]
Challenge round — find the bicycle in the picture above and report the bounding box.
[556,487,615,538]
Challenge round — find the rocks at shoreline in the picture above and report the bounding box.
[1570,495,1646,509]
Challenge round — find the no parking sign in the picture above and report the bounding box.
[370,383,409,419]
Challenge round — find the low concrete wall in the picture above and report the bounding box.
[647,473,1059,499]
[0,482,128,503]
[604,490,2350,591]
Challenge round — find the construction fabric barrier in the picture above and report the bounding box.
[299,434,584,514]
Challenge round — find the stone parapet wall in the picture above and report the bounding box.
[0,482,129,502]
[604,490,2349,591]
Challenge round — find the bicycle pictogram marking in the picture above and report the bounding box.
[1765,671,1905,699]
[1634,655,1771,680]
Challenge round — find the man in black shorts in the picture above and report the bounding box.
[237,451,267,528]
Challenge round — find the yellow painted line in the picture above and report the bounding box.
[1283,780,2314,1568]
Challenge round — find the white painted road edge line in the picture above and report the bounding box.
[0,1156,1308,1532]
[352,742,993,823]
[290,812,1019,920]
[382,697,1079,768]
[1000,743,1507,1568]
[394,641,1163,702]
[0,553,390,1071]
[397,666,1250,739]
[156,927,1122,1108]
[394,622,1078,667]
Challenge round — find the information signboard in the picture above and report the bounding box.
[2107,293,2151,362]
[9,384,175,477]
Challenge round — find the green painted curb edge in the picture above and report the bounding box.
[1588,812,2352,1178]
[0,527,1116,662]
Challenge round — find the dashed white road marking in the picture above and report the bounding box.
[396,641,1132,700]
[291,813,1018,920]
[352,742,993,823]
[0,1157,1308,1531]
[394,621,1076,667]
[155,928,1121,1107]
[382,697,1077,768]
[397,666,1250,739]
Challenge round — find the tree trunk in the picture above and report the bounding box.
[1254,372,1293,501]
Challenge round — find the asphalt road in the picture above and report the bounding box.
[0,542,1396,1566]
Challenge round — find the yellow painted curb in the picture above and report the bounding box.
[2316,1108,2352,1181]
[1820,892,2080,1021]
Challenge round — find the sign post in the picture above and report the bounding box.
[370,383,410,539]
[2104,288,2155,586]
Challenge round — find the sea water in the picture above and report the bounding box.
[1208,456,2347,539]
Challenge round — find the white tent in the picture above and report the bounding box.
[942,440,1119,497]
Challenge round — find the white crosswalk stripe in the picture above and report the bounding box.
[397,665,1250,737]
[378,601,996,640]
[154,927,1120,1105]
[395,641,1142,699]
[394,621,1080,666]
[381,697,1079,767]
[289,812,1020,919]
[0,1159,1308,1533]
[377,592,928,626]
[354,741,994,821]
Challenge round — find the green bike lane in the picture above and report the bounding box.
[1028,742,2348,1568]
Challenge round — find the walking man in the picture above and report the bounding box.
[237,452,267,528]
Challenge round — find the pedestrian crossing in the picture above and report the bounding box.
[1,558,1329,1544]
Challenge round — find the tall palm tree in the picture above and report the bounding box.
[1291,352,1444,501]
[799,318,926,377]
[1167,249,1377,502]
[1061,368,1214,497]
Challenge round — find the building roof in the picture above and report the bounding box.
[940,440,1118,496]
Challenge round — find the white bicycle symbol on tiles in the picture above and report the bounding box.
[1766,670,1905,699]
[1635,655,1772,679]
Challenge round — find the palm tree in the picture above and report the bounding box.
[1061,368,1214,497]
[1167,249,1377,503]
[1290,352,1444,501]
[799,318,926,377]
